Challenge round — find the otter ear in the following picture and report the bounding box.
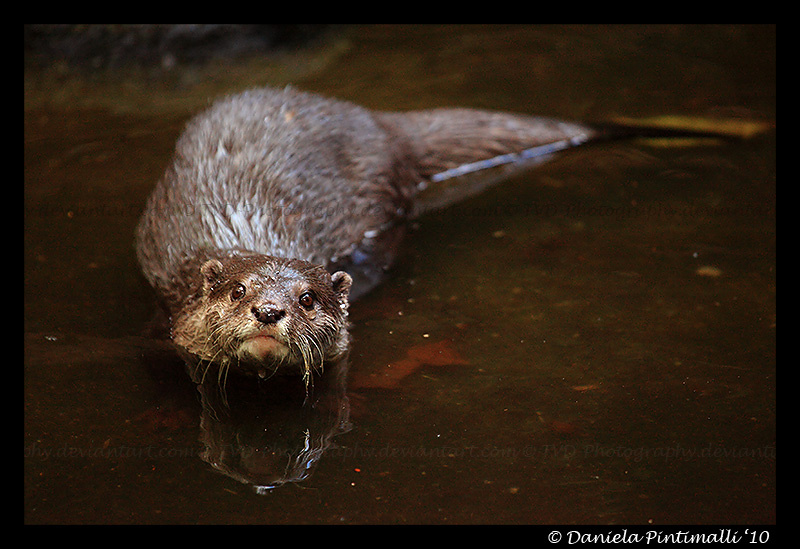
[200,259,224,292]
[331,271,352,307]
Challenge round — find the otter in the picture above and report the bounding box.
[135,85,751,381]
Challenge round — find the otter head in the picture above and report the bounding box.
[172,253,352,383]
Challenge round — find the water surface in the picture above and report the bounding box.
[24,25,775,524]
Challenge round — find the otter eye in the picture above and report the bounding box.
[298,291,315,309]
[230,283,246,301]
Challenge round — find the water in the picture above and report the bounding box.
[24,25,775,524]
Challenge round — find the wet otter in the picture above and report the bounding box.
[135,85,751,380]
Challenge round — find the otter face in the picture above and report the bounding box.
[173,253,352,382]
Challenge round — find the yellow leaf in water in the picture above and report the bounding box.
[611,115,773,140]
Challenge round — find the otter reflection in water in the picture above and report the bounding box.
[188,354,350,492]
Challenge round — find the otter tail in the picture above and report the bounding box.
[380,109,771,216]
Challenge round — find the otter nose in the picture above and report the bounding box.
[252,305,286,325]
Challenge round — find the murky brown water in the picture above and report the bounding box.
[25,25,775,524]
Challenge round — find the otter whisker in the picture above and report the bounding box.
[218,359,230,407]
